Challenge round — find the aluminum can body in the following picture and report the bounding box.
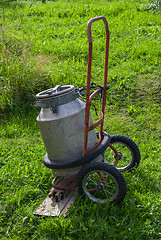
[36,85,102,176]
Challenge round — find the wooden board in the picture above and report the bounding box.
[34,191,76,217]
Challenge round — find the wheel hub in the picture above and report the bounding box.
[115,151,122,161]
[97,182,105,191]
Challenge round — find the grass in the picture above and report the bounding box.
[0,0,161,239]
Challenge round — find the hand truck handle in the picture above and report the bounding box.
[83,16,109,156]
[87,16,109,43]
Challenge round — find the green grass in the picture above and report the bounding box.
[0,0,161,239]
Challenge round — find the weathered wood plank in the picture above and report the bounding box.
[34,191,76,217]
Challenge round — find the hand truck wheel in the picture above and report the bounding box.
[77,162,127,204]
[106,135,140,172]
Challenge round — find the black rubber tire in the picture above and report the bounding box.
[105,135,140,172]
[77,162,127,204]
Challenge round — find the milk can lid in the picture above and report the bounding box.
[36,85,75,99]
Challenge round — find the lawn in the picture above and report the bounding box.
[0,0,161,239]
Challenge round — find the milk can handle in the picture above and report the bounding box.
[83,16,109,156]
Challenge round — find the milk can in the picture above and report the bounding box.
[36,85,103,176]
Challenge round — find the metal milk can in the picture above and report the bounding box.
[36,85,102,176]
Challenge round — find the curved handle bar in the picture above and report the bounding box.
[87,16,109,43]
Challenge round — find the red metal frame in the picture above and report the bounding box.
[83,16,110,156]
[109,143,120,165]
